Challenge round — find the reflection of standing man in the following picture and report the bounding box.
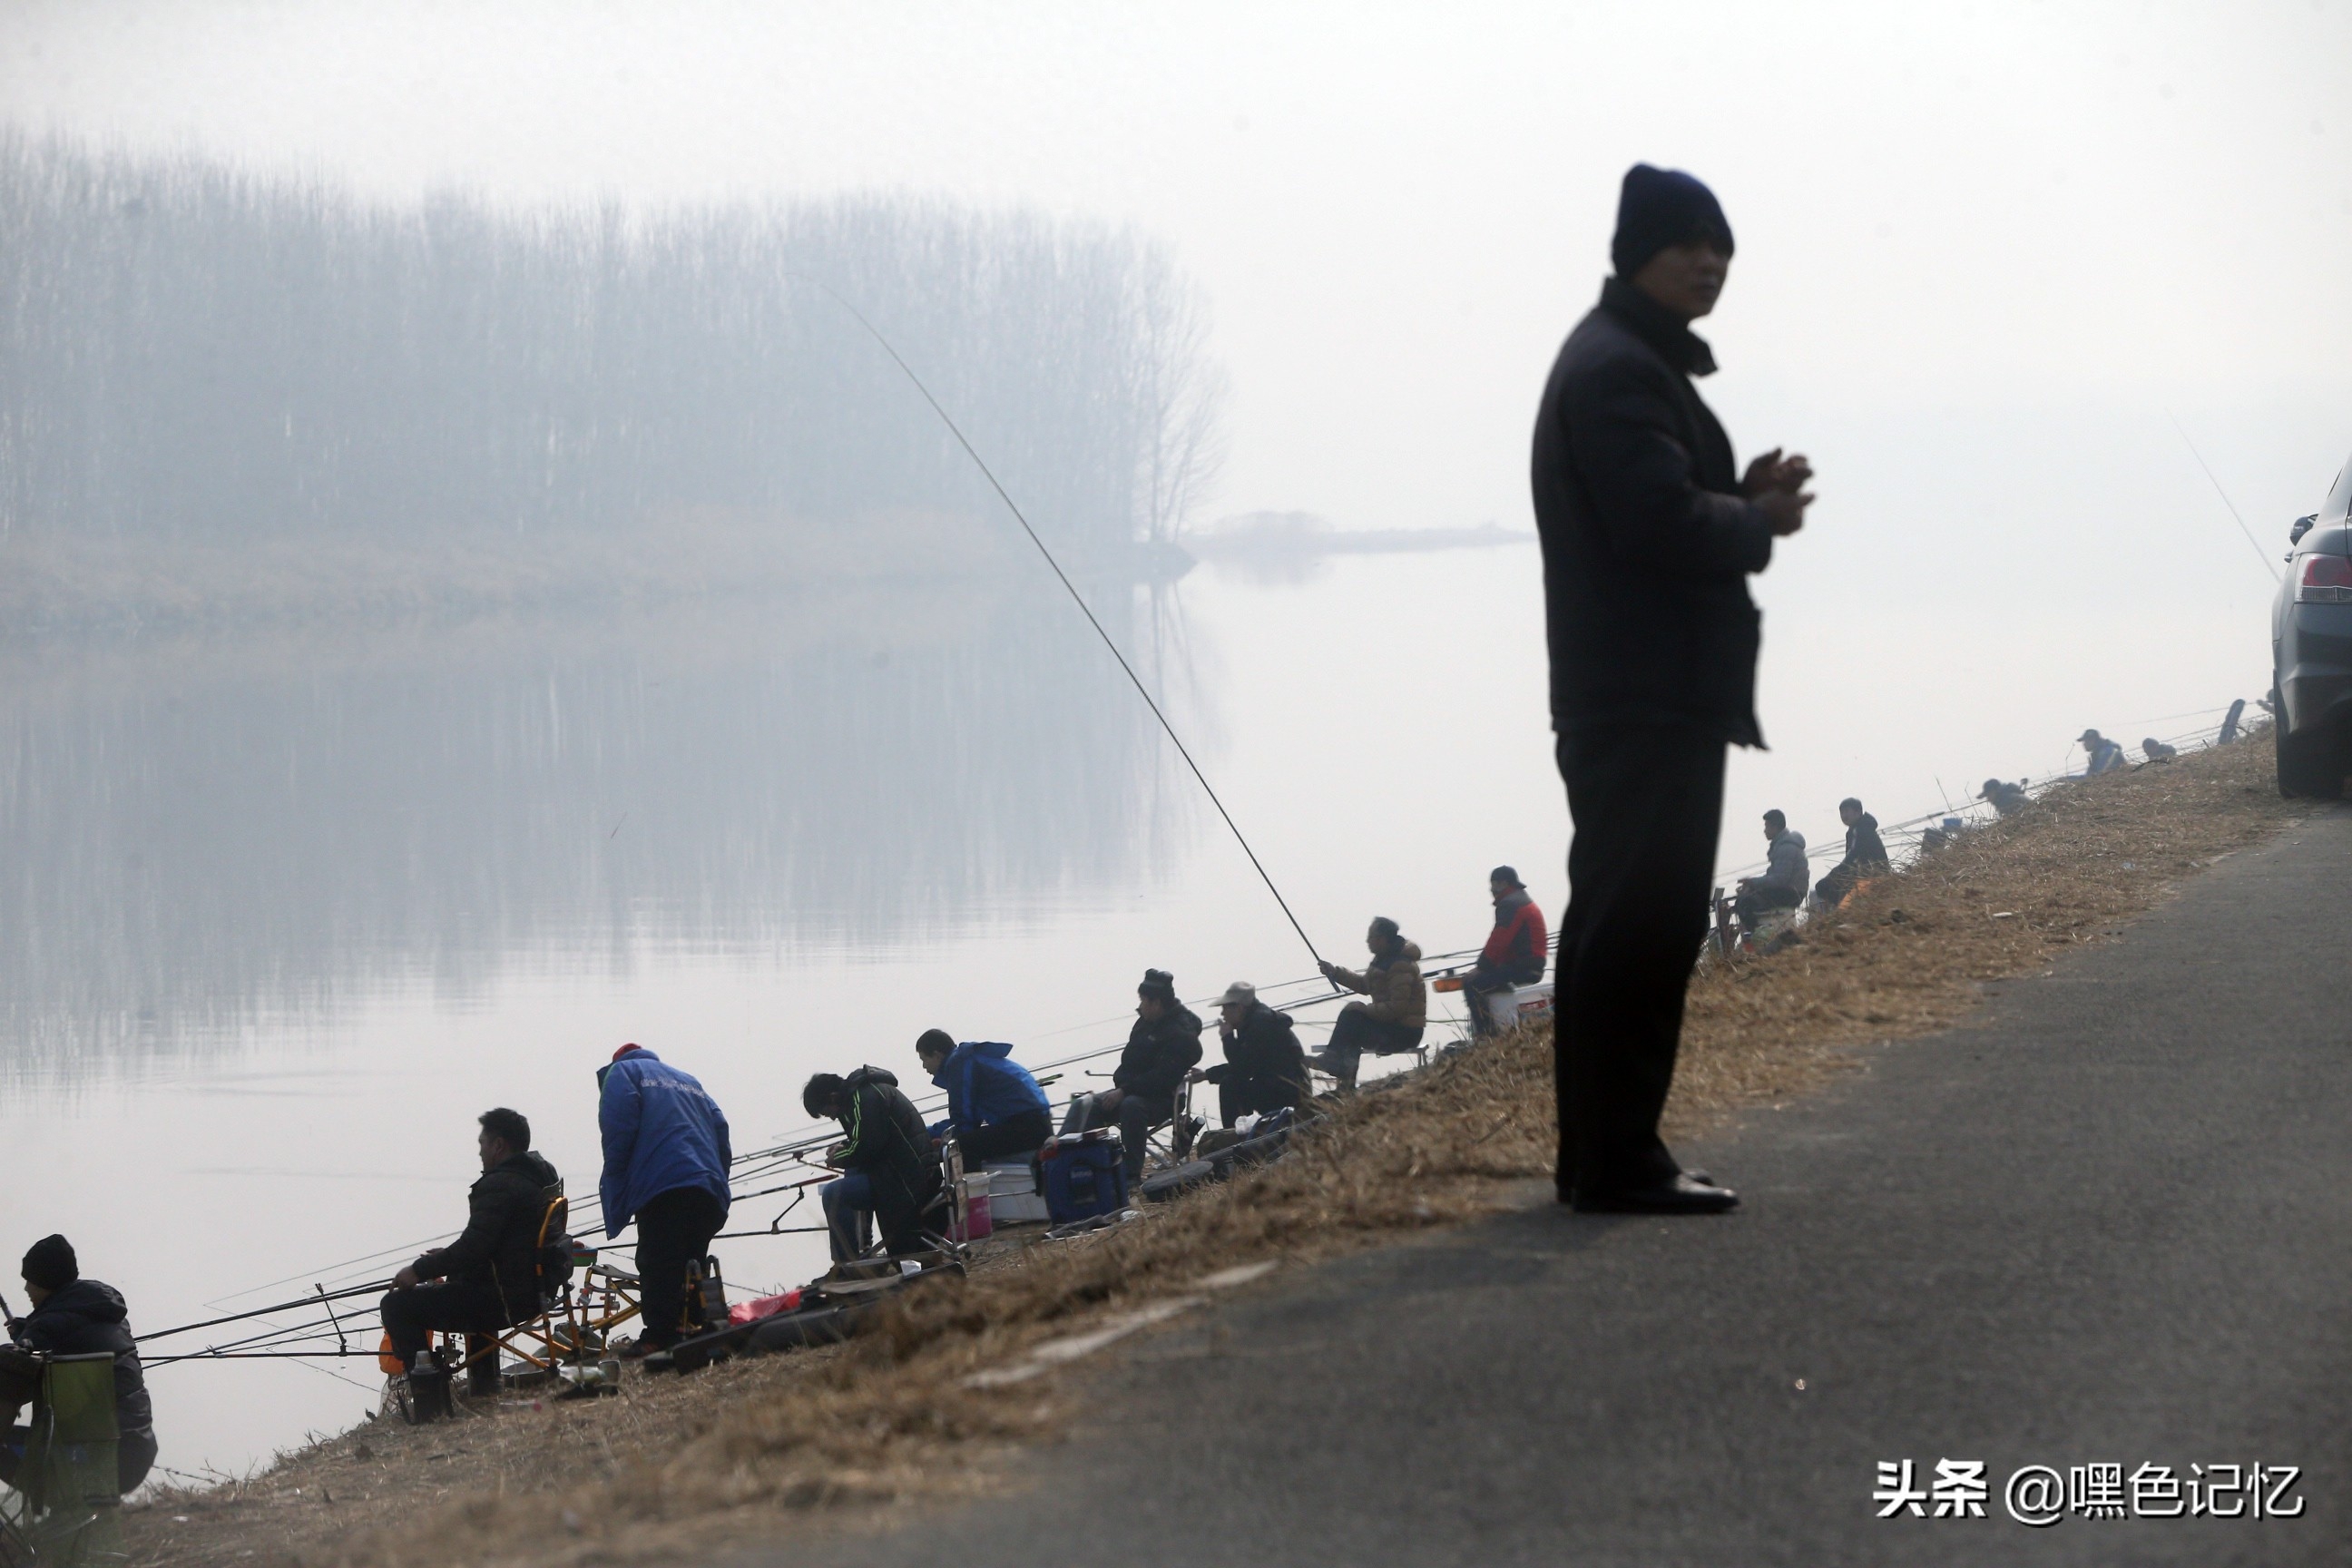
[1533,164,1813,1213]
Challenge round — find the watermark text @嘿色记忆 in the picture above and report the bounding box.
[1873,1461,2303,1525]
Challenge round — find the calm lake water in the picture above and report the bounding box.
[0,534,2265,1478]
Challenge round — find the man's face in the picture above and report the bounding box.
[1220,1002,1248,1030]
[1763,818,1782,841]
[1490,877,1511,902]
[1136,994,1164,1023]
[1840,804,1861,827]
[918,1049,946,1077]
[477,1128,506,1171]
[1630,240,1730,321]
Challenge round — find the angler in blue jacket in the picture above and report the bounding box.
[916,1030,1052,1164]
[598,1044,731,1354]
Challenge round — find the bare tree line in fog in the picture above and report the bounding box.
[0,132,1225,586]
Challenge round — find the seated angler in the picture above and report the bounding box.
[1980,778,2031,817]
[916,1030,1052,1166]
[1733,808,1808,927]
[1083,969,1204,1183]
[379,1108,564,1401]
[0,1235,157,1497]
[1195,982,1308,1126]
[1464,866,1547,1037]
[2078,728,2125,776]
[1312,917,1426,1090]
[1811,797,1889,908]
[804,1067,944,1263]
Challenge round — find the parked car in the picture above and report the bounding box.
[2273,453,2352,797]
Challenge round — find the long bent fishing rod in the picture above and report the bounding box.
[797,277,1325,971]
[2167,411,2281,584]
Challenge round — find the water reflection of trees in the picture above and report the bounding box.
[0,134,1225,611]
[0,579,1193,1078]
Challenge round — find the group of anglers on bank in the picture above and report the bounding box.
[375,868,1556,1396]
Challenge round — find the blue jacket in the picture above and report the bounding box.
[598,1047,732,1238]
[927,1040,1050,1139]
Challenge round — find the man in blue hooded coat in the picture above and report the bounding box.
[598,1044,731,1354]
[915,1030,1052,1164]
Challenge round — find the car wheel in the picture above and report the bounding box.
[2276,692,2345,799]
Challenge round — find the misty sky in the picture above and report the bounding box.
[5,2,2349,808]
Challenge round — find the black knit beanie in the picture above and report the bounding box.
[21,1234,76,1291]
[1611,164,1734,279]
[1138,968,1176,1003]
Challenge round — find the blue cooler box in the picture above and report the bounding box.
[1039,1129,1128,1225]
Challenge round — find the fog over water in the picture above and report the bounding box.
[0,1,2346,1478]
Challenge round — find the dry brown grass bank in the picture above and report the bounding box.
[128,732,2301,1568]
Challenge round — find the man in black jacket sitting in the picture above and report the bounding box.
[1812,797,1890,908]
[1196,982,1307,1127]
[1534,163,1812,1214]
[805,1067,945,1262]
[1082,968,1205,1181]
[0,1234,157,1495]
[379,1108,564,1397]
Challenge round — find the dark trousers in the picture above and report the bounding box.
[1320,1008,1423,1087]
[379,1280,504,1377]
[634,1185,728,1348]
[955,1108,1053,1166]
[1733,882,1802,926]
[1465,959,1545,1036]
[1217,1074,1300,1128]
[1079,1092,1171,1181]
[1812,859,1884,910]
[1553,723,1725,1200]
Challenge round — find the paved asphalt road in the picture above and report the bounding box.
[760,806,2351,1566]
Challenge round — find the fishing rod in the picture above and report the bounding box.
[795,276,1325,971]
[140,1279,395,1344]
[2168,412,2281,585]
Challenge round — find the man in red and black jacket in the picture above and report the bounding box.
[1465,866,1548,1037]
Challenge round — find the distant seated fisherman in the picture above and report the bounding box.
[1312,918,1426,1090]
[1195,983,1307,1127]
[0,1235,156,1497]
[2078,728,2125,776]
[1811,797,1890,909]
[805,1068,944,1262]
[1079,969,1204,1182]
[2141,736,2178,762]
[1465,866,1547,1037]
[380,1109,564,1396]
[1980,778,2031,817]
[916,1030,1052,1165]
[1734,809,1808,926]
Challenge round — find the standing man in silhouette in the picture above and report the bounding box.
[1533,164,1813,1213]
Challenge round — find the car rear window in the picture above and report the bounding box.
[2329,456,2352,524]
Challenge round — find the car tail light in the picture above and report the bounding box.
[2295,554,2352,603]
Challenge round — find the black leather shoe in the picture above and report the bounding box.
[1571,1173,1740,1214]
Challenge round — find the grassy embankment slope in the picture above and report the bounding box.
[127,731,2300,1568]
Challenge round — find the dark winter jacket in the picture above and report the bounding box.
[1841,813,1889,869]
[598,1047,732,1239]
[415,1150,565,1325]
[1113,1004,1205,1104]
[927,1041,1051,1140]
[1478,890,1548,981]
[831,1065,944,1250]
[13,1279,152,1440]
[1532,276,1776,746]
[1203,1002,1307,1110]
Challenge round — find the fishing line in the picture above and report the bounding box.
[2168,412,2281,584]
[795,277,1326,969]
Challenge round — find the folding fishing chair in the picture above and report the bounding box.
[0,1352,123,1565]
